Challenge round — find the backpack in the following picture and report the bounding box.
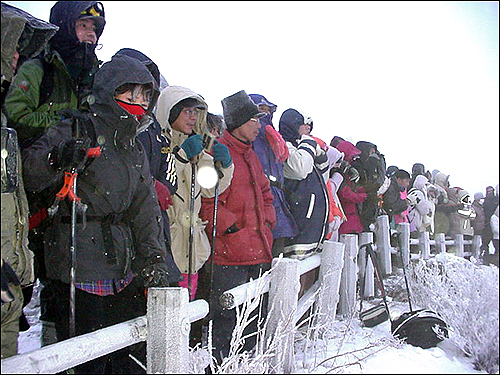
[354,141,387,189]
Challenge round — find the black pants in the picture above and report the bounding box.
[50,278,147,374]
[209,263,270,363]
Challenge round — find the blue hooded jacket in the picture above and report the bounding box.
[249,94,298,240]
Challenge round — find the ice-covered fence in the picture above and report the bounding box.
[1,288,208,374]
[219,240,345,373]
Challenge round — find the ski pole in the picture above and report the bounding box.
[208,164,222,316]
[187,161,196,301]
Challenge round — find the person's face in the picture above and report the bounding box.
[486,187,495,196]
[258,104,272,115]
[12,50,19,72]
[398,177,410,189]
[171,107,200,135]
[115,87,150,110]
[232,118,260,143]
[298,123,311,136]
[75,18,97,44]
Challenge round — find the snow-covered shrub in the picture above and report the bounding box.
[409,253,499,374]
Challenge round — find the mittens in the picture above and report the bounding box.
[180,134,203,160]
[212,140,233,168]
[141,256,172,288]
[154,179,173,211]
[265,125,289,163]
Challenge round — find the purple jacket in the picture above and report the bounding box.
[249,94,299,240]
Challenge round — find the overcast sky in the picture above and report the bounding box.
[7,1,499,196]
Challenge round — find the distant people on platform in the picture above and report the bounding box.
[472,192,486,240]
[334,140,367,235]
[382,169,410,229]
[447,187,476,238]
[407,174,434,237]
[481,185,499,256]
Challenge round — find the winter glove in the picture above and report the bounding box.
[154,179,173,211]
[49,138,90,171]
[265,125,289,163]
[180,134,203,160]
[311,136,328,152]
[212,140,233,168]
[1,260,20,305]
[141,256,172,288]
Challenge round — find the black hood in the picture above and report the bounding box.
[90,54,159,136]
[355,141,377,159]
[113,48,160,87]
[49,1,105,70]
[279,108,305,144]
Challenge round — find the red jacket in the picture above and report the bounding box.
[200,131,276,266]
[338,180,367,234]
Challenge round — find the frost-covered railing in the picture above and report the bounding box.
[219,240,346,372]
[359,215,482,298]
[1,288,208,374]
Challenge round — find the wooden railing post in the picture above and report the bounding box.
[397,223,411,267]
[455,234,465,257]
[338,234,358,317]
[147,287,190,374]
[266,257,300,374]
[317,240,345,329]
[358,232,374,298]
[419,231,431,259]
[472,235,482,259]
[375,215,392,275]
[435,233,446,254]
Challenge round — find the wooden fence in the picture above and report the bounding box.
[1,215,481,374]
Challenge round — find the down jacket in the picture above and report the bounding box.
[200,130,275,266]
[21,55,168,283]
[155,86,234,274]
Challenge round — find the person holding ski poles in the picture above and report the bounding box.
[21,54,172,374]
[200,90,276,363]
[3,1,106,347]
[156,86,234,301]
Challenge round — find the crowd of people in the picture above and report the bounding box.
[1,1,499,372]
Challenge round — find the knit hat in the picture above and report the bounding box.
[221,90,265,132]
[474,192,484,201]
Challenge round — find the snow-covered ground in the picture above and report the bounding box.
[18,271,490,374]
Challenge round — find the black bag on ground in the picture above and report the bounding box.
[360,303,389,328]
[391,309,449,349]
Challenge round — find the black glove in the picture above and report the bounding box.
[2,260,20,305]
[141,256,171,288]
[49,138,90,171]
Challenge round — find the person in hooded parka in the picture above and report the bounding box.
[113,48,182,287]
[4,0,106,345]
[249,94,298,257]
[155,85,234,301]
[278,108,330,259]
[1,2,58,359]
[21,54,172,373]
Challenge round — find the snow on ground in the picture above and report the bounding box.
[18,277,488,374]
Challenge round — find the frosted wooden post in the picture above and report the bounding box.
[435,233,446,254]
[397,223,411,267]
[317,240,345,328]
[472,235,482,259]
[418,231,431,259]
[358,232,374,298]
[375,215,392,275]
[338,234,358,317]
[455,234,464,257]
[147,287,190,374]
[266,257,300,374]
